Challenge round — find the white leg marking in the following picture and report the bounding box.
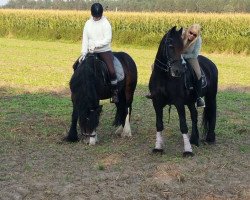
[89,131,98,145]
[155,131,164,149]
[183,133,192,152]
[122,108,131,137]
[115,125,123,135]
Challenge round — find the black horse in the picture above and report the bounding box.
[65,52,137,145]
[149,26,218,156]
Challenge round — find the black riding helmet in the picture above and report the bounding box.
[91,3,103,18]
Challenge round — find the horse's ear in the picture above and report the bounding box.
[178,27,183,35]
[171,26,177,32]
[73,58,81,71]
[168,26,177,34]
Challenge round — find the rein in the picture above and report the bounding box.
[154,58,180,73]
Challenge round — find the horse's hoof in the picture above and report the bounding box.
[121,133,132,138]
[190,136,199,147]
[206,137,216,145]
[206,140,216,145]
[190,139,199,147]
[183,151,194,157]
[115,125,123,136]
[152,148,164,155]
[201,139,215,145]
[62,136,79,143]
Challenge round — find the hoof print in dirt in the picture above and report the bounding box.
[152,148,164,155]
[183,151,194,157]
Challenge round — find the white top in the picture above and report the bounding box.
[81,16,112,58]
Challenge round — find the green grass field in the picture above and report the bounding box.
[0,38,249,199]
[1,10,250,54]
[0,37,249,146]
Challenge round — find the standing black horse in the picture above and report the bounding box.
[149,26,218,156]
[64,52,137,145]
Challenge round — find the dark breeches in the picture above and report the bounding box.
[98,51,117,81]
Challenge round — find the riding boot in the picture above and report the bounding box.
[111,84,119,103]
[196,79,205,107]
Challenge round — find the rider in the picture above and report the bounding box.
[79,3,119,103]
[146,24,205,108]
[182,24,205,107]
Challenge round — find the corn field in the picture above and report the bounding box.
[0,9,249,54]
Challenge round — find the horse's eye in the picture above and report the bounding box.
[168,44,174,49]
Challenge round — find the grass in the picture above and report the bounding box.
[0,37,249,143]
[1,10,249,54]
[0,37,249,199]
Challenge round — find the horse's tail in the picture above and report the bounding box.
[202,96,217,138]
[201,57,218,142]
[113,52,137,127]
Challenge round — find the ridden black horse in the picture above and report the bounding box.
[64,52,137,145]
[149,26,218,156]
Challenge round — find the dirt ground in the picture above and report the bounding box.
[0,88,249,200]
[1,126,249,200]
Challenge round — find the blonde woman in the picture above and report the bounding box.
[182,24,205,107]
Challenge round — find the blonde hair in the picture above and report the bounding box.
[183,24,201,50]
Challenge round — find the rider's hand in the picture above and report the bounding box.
[181,55,186,65]
[79,55,85,63]
[89,43,95,53]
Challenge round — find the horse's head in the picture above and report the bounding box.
[155,26,184,77]
[70,53,102,136]
[78,104,103,136]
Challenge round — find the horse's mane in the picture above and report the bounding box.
[70,56,99,122]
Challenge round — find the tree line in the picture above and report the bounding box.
[3,0,250,13]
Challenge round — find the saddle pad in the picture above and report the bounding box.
[114,56,124,82]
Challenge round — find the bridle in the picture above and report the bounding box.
[80,105,102,137]
[154,36,182,74]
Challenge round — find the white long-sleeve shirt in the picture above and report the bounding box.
[81,16,112,57]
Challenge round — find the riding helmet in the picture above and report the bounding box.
[91,3,103,18]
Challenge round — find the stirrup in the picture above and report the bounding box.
[196,97,205,108]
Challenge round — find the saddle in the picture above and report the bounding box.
[93,54,124,86]
[74,54,124,86]
[184,62,207,90]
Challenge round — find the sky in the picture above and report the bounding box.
[0,0,8,6]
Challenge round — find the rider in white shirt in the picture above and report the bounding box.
[79,3,118,103]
